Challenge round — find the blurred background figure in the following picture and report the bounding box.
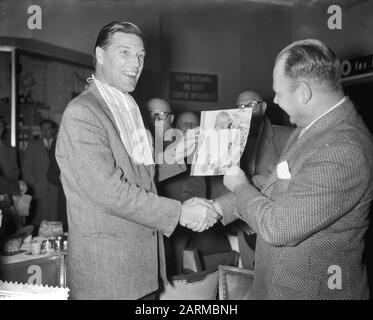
[0,117,29,244]
[146,98,175,166]
[22,119,58,234]
[47,125,68,232]
[146,98,174,136]
[0,175,27,246]
[0,117,20,181]
[175,111,199,135]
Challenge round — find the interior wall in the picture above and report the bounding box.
[291,1,373,59]
[239,1,373,125]
[1,0,372,119]
[0,0,161,71]
[241,13,292,124]
[160,27,241,113]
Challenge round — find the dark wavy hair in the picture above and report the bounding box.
[275,39,341,92]
[93,21,144,68]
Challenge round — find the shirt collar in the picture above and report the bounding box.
[299,96,346,138]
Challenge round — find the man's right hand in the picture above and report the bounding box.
[180,197,220,232]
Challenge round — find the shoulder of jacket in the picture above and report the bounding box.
[64,90,106,120]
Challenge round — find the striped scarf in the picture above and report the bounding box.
[91,75,154,165]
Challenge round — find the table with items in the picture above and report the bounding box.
[0,234,67,288]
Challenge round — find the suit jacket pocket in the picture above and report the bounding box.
[271,265,321,299]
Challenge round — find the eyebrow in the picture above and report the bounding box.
[116,45,145,53]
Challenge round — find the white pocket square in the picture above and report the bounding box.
[277,161,291,179]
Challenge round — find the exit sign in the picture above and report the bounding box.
[169,71,218,102]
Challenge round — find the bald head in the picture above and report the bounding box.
[146,98,171,114]
[176,112,199,134]
[146,98,174,133]
[236,90,266,117]
[236,91,262,105]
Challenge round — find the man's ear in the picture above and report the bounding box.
[297,81,312,104]
[170,114,174,124]
[95,47,104,65]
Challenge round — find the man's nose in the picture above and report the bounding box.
[131,53,143,67]
[123,53,139,67]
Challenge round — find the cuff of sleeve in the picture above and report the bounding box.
[162,200,182,238]
[234,183,260,228]
[215,192,239,226]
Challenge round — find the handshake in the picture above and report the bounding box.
[179,197,223,232]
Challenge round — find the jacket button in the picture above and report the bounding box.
[152,231,156,236]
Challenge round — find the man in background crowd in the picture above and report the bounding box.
[0,118,28,243]
[47,125,68,232]
[0,117,20,181]
[22,119,58,232]
[0,175,27,245]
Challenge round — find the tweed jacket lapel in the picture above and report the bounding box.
[261,127,301,194]
[261,97,354,196]
[87,82,156,183]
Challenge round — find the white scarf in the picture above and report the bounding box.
[90,75,154,165]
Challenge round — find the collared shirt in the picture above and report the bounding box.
[299,96,346,138]
[43,138,54,150]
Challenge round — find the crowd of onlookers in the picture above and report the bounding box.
[0,117,66,246]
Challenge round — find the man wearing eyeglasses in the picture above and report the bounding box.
[146,98,174,135]
[236,91,293,178]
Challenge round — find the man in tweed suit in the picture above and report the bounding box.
[56,21,218,300]
[208,39,373,299]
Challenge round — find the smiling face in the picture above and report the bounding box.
[95,32,145,93]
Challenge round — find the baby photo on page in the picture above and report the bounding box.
[191,107,252,176]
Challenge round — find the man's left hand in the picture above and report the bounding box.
[223,165,250,192]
